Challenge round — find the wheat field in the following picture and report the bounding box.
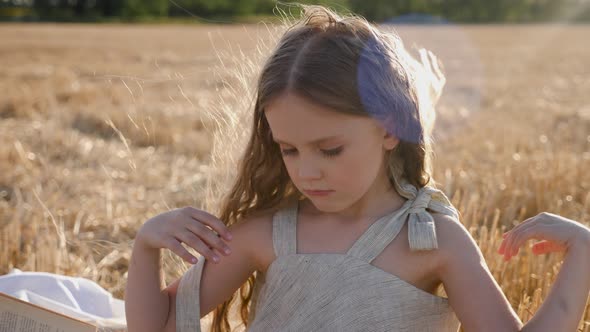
[0,22,589,331]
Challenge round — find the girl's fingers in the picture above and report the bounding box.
[502,216,538,258]
[500,212,574,260]
[500,230,515,257]
[510,221,548,256]
[176,232,220,263]
[508,226,531,257]
[507,216,535,235]
[502,225,528,259]
[166,238,199,264]
[504,223,561,260]
[182,207,233,241]
[498,234,507,255]
[532,241,550,255]
[503,230,518,260]
[186,222,232,256]
[532,240,566,254]
[499,229,514,255]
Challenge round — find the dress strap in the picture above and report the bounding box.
[272,200,298,257]
[347,185,459,263]
[176,256,205,332]
[405,185,459,251]
[175,200,302,331]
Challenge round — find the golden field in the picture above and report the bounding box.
[0,22,589,331]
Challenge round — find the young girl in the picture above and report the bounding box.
[125,5,590,332]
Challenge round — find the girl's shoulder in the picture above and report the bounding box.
[232,208,277,273]
[429,212,484,275]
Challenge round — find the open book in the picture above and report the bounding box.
[0,291,98,332]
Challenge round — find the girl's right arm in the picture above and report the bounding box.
[436,211,590,332]
[125,207,266,332]
[499,213,590,332]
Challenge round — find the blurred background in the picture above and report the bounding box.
[1,0,590,23]
[1,0,589,331]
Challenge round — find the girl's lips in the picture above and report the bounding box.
[304,190,334,196]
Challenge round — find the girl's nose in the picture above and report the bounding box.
[297,162,322,180]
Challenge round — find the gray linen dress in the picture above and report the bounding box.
[177,185,462,332]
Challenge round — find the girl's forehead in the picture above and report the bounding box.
[264,92,374,130]
[265,101,369,144]
[266,112,380,147]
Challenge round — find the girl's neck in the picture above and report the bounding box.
[300,184,407,226]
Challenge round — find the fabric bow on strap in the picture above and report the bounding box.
[396,179,460,251]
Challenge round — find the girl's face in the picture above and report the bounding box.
[264,91,399,215]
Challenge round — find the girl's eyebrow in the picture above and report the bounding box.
[273,135,342,146]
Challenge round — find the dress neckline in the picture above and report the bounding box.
[291,198,414,257]
[263,253,450,304]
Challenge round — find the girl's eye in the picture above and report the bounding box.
[280,147,343,158]
[322,147,343,158]
[280,149,297,156]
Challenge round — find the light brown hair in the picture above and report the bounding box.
[209,4,440,331]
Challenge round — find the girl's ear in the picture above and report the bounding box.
[374,118,399,151]
[383,133,399,151]
[383,134,399,150]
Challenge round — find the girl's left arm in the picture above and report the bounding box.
[520,235,590,332]
[434,212,590,332]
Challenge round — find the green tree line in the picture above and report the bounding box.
[1,0,589,22]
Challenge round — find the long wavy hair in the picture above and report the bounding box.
[206,4,445,331]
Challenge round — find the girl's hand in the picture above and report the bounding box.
[498,212,590,261]
[135,207,233,264]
